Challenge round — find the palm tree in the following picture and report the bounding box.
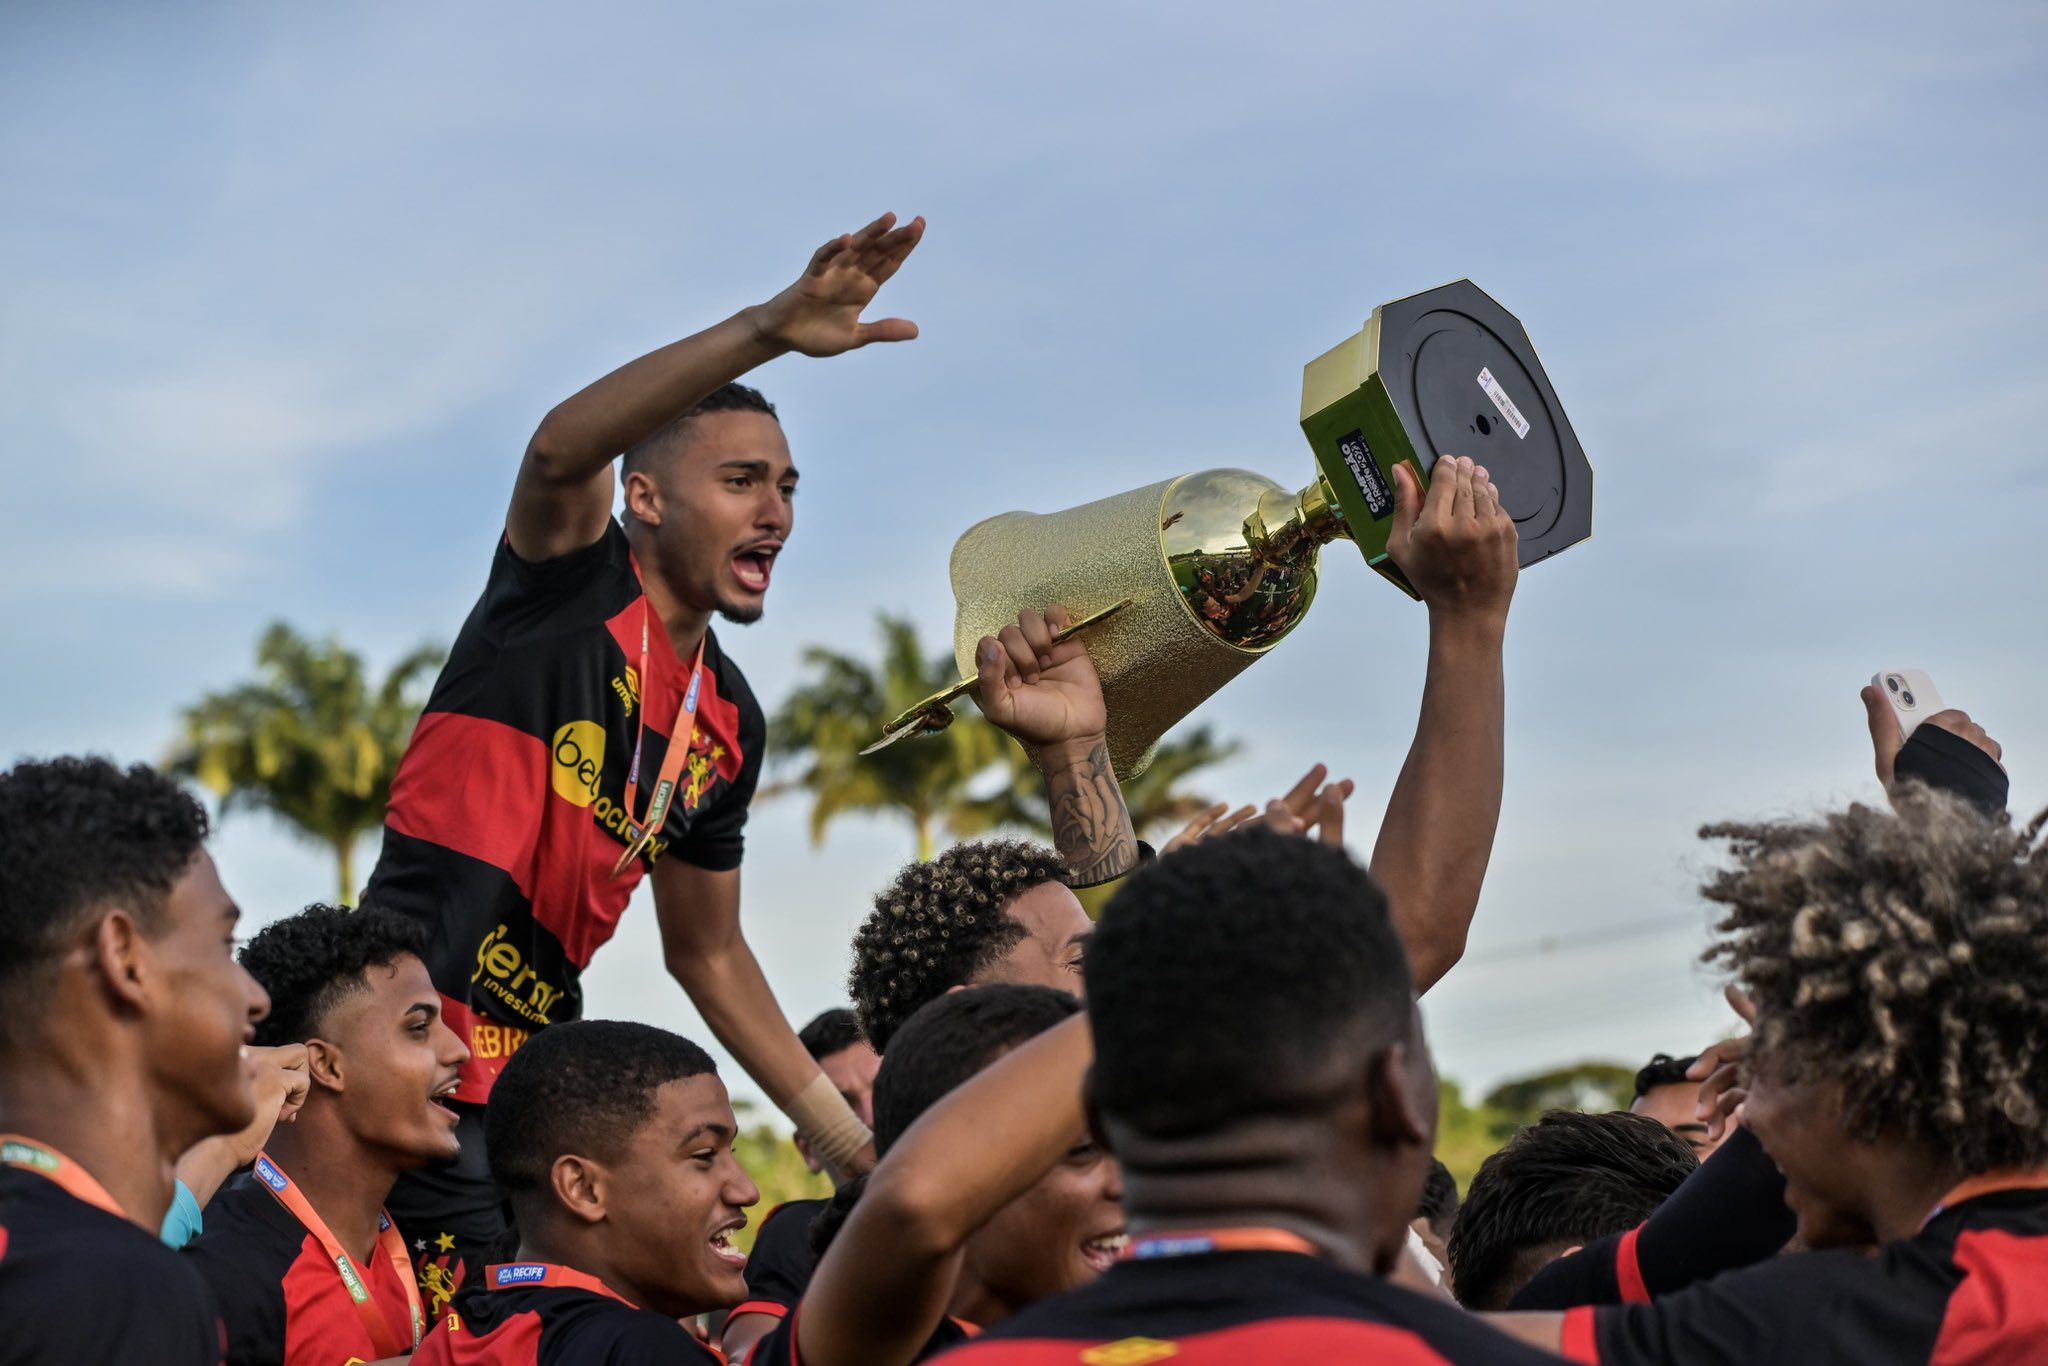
[168,622,444,902]
[770,613,1239,858]
[768,614,1015,861]
[957,725,1242,844]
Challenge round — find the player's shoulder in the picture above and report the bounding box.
[538,1290,721,1364]
[702,627,762,718]
[0,1179,224,1362]
[185,1174,308,1273]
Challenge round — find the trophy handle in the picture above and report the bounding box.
[860,599,1134,757]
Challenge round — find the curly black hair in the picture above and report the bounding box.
[1449,1109,1698,1311]
[622,382,779,478]
[1416,1156,1460,1234]
[849,839,1069,1052]
[1086,826,1412,1140]
[238,903,428,1047]
[0,757,209,1049]
[485,1020,717,1225]
[1700,789,2048,1175]
[797,1007,865,1062]
[810,983,1080,1256]
[1631,1053,1698,1100]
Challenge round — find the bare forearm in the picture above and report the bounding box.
[1039,737,1139,885]
[526,309,786,481]
[1370,613,1506,993]
[668,940,824,1106]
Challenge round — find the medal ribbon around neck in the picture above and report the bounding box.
[1921,1168,2048,1230]
[253,1152,423,1355]
[0,1134,129,1221]
[487,1261,635,1304]
[1125,1227,1323,1261]
[611,596,708,879]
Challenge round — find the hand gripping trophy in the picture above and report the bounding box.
[869,281,1594,776]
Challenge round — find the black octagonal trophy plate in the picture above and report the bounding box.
[1298,280,1593,595]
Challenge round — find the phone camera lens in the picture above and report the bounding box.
[1886,676,1900,693]
[1901,690,1916,707]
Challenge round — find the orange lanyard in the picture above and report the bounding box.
[253,1153,422,1355]
[0,1134,128,1221]
[1922,1169,2048,1229]
[487,1261,634,1303]
[1126,1227,1323,1260]
[611,595,708,878]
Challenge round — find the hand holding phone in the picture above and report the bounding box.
[1871,669,1946,740]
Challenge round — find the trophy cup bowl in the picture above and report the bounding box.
[878,280,1593,778]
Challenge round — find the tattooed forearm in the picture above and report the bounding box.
[1043,738,1139,886]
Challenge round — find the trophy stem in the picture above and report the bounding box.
[1244,473,1353,571]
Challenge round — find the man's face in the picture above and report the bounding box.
[605,1074,760,1317]
[795,1041,881,1175]
[318,954,468,1168]
[963,1138,1125,1310]
[635,410,796,626]
[1742,1063,1877,1250]
[1631,1083,1720,1159]
[979,882,1092,996]
[144,851,270,1143]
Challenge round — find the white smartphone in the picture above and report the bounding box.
[1872,669,1945,738]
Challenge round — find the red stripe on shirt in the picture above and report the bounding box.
[386,713,547,900]
[1932,1227,2048,1364]
[1560,1305,1601,1363]
[1614,1224,1650,1304]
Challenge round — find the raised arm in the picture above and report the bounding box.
[974,607,1140,886]
[653,860,875,1180]
[1370,456,1519,993]
[796,1013,1094,1366]
[506,212,924,560]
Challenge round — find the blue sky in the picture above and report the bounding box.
[5,1,2045,1112]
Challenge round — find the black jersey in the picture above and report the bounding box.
[412,1263,722,1366]
[1561,1187,2048,1365]
[0,1164,224,1365]
[367,522,765,1105]
[732,1198,828,1325]
[931,1249,1560,1364]
[748,1301,974,1365]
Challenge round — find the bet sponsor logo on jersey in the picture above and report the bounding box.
[471,922,567,1027]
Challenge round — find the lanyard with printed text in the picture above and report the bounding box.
[486,1261,636,1304]
[1921,1168,2048,1230]
[0,1134,129,1221]
[1125,1226,1324,1261]
[611,594,708,878]
[253,1153,423,1355]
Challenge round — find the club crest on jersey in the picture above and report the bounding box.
[493,1263,548,1287]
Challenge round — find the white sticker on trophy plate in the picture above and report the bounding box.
[1477,367,1531,440]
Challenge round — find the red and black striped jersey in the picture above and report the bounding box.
[748,1301,975,1365]
[930,1249,1561,1364]
[184,1175,419,1365]
[366,523,764,1103]
[413,1266,723,1365]
[0,1165,225,1365]
[1559,1187,2048,1364]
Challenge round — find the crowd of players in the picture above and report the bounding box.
[1,214,2042,1364]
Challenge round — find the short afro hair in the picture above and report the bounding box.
[0,757,210,1050]
[1086,826,1413,1140]
[622,382,779,479]
[485,1020,718,1226]
[238,903,427,1047]
[1631,1053,1698,1100]
[1416,1157,1460,1236]
[1448,1109,1697,1311]
[811,984,1079,1256]
[797,1007,865,1062]
[1701,789,2048,1175]
[850,839,1069,1052]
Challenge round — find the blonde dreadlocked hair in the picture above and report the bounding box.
[1701,787,2048,1174]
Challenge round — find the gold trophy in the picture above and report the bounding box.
[871,281,1593,776]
